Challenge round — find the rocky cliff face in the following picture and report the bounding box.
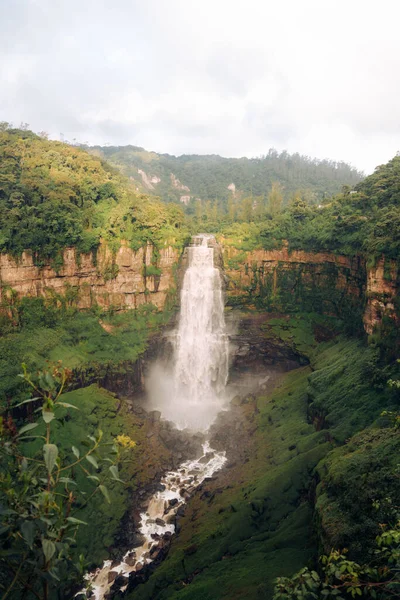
[363,257,399,335]
[0,242,180,311]
[222,246,398,335]
[1,241,398,336]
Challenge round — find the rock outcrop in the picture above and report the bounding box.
[363,257,399,335]
[222,245,398,335]
[0,241,180,311]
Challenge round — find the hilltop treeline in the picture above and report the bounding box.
[94,144,363,206]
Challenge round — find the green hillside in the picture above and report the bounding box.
[91,145,363,208]
[0,127,189,265]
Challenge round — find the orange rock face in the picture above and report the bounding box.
[223,247,398,335]
[0,241,180,311]
[363,257,399,335]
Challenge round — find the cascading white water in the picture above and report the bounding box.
[172,235,228,429]
[80,235,229,598]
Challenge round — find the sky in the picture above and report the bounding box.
[0,0,399,174]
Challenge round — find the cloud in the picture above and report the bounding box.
[0,0,399,172]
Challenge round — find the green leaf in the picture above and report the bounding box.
[99,485,111,504]
[58,402,79,410]
[42,538,56,562]
[43,444,58,474]
[59,477,77,486]
[72,446,80,459]
[87,475,100,482]
[109,465,124,483]
[86,455,99,469]
[109,465,119,479]
[67,517,88,526]
[21,521,35,548]
[18,422,39,436]
[42,409,55,424]
[15,397,40,407]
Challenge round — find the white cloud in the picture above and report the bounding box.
[0,0,399,172]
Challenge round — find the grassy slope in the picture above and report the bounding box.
[128,316,397,600]
[0,304,171,404]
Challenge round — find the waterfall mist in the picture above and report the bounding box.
[147,235,229,431]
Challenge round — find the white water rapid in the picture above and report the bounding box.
[81,445,226,599]
[80,235,228,599]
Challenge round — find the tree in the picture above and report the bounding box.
[267,182,284,217]
[0,364,133,600]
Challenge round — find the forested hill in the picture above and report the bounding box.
[0,127,189,263]
[91,145,364,207]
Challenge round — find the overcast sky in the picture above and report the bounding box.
[1,0,399,174]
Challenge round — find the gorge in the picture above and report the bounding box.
[0,129,399,600]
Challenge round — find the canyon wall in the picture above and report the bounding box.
[222,245,398,335]
[0,241,180,311]
[0,240,398,337]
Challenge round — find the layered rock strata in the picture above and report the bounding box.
[0,241,180,310]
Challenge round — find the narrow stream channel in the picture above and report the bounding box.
[80,235,229,599]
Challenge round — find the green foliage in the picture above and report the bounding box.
[274,525,400,599]
[0,365,133,599]
[0,129,190,264]
[0,297,171,405]
[95,145,362,209]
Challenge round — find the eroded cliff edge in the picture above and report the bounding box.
[0,241,180,311]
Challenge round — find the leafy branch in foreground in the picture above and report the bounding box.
[0,363,136,600]
[273,521,400,600]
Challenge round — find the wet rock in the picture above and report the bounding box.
[111,575,127,589]
[135,562,143,572]
[177,504,186,517]
[199,452,215,463]
[155,517,166,526]
[125,556,136,567]
[169,498,178,507]
[131,533,146,548]
[108,571,118,584]
[149,410,161,422]
[231,395,242,406]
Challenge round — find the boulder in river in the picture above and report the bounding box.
[131,532,146,548]
[107,571,118,584]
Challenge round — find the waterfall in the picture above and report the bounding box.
[147,234,229,430]
[172,235,229,429]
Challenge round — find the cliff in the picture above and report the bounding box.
[222,245,398,335]
[0,242,180,311]
[1,241,398,337]
[363,257,399,335]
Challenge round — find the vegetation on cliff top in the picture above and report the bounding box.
[0,126,190,265]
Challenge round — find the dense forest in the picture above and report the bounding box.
[0,127,399,600]
[0,125,189,264]
[93,144,363,207]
